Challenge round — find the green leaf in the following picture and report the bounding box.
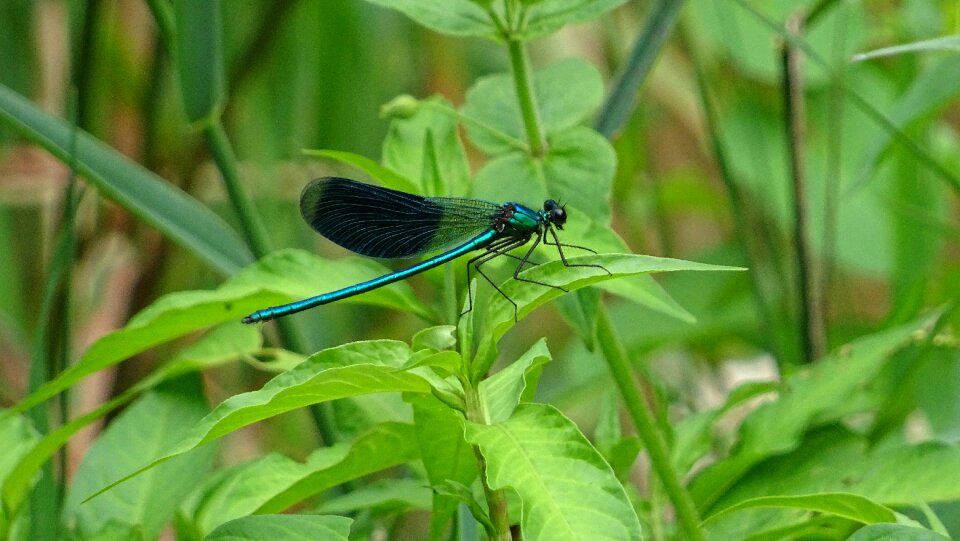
[302,149,420,193]
[847,523,951,541]
[318,479,432,514]
[411,325,457,351]
[473,253,742,377]
[0,83,253,275]
[362,0,494,37]
[85,341,438,502]
[520,0,630,40]
[382,96,471,196]
[701,426,960,538]
[433,480,496,536]
[1,323,258,528]
[852,35,960,62]
[181,423,419,534]
[462,59,604,154]
[474,127,616,222]
[5,250,429,418]
[205,515,352,541]
[64,376,217,541]
[0,414,39,536]
[464,404,642,541]
[704,493,896,525]
[173,0,225,126]
[408,394,477,539]
[479,338,551,423]
[256,423,421,514]
[671,381,777,475]
[689,311,943,510]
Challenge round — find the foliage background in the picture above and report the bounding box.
[0,0,958,540]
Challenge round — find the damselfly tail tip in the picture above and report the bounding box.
[241,314,257,324]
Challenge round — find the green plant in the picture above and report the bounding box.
[1,1,958,540]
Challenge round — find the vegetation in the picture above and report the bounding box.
[0,1,958,540]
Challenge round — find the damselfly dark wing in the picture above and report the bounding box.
[300,177,502,259]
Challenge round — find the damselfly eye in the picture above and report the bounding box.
[544,200,566,227]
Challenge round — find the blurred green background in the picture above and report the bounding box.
[0,0,959,538]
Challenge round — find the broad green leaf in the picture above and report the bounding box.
[0,83,253,275]
[689,311,943,510]
[479,338,551,423]
[671,381,777,475]
[64,376,216,541]
[473,253,742,377]
[464,404,642,541]
[1,323,258,527]
[5,250,430,417]
[704,493,896,525]
[852,36,960,62]
[333,391,415,441]
[474,127,616,222]
[86,341,438,502]
[205,515,352,541]
[411,325,457,351]
[462,59,604,154]
[302,149,419,193]
[408,394,477,538]
[520,0,630,40]
[361,0,494,38]
[318,479,432,514]
[0,414,39,536]
[382,96,471,196]
[851,441,960,505]
[173,0,225,126]
[557,211,695,322]
[256,423,421,514]
[182,423,419,534]
[702,426,960,538]
[847,523,951,541]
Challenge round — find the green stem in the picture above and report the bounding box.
[202,123,337,446]
[507,39,547,157]
[596,309,705,541]
[781,13,825,362]
[463,383,511,541]
[202,123,271,258]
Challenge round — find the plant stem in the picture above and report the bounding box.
[507,39,547,157]
[596,309,705,541]
[781,14,826,362]
[463,382,512,541]
[202,123,271,258]
[594,0,685,138]
[202,122,338,446]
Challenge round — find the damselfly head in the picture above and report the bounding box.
[543,199,567,229]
